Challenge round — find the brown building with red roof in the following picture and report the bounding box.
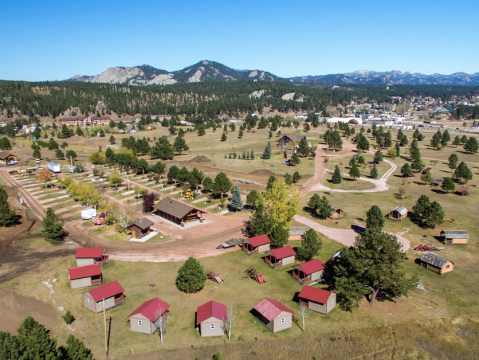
[253,298,293,333]
[68,264,102,289]
[83,281,125,313]
[292,259,325,284]
[265,246,296,268]
[196,300,227,337]
[75,247,109,267]
[242,234,271,254]
[128,298,170,335]
[298,285,336,314]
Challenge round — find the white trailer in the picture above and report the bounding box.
[81,208,97,220]
[48,162,61,173]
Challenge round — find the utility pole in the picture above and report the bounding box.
[103,298,108,359]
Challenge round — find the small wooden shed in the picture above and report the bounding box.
[431,178,444,187]
[330,207,344,219]
[419,252,454,275]
[455,186,469,196]
[75,247,109,267]
[83,281,125,313]
[292,259,325,284]
[265,246,296,268]
[242,234,271,254]
[298,286,337,315]
[440,230,469,245]
[68,264,102,289]
[277,134,306,148]
[253,298,293,333]
[128,298,170,335]
[196,300,227,337]
[389,206,408,221]
[288,227,308,241]
[0,152,17,164]
[128,218,154,239]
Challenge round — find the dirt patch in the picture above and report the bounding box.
[188,155,211,163]
[0,290,57,333]
[249,169,276,177]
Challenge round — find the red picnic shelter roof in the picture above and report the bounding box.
[75,247,105,259]
[253,298,293,322]
[128,298,170,322]
[68,264,101,280]
[295,259,325,275]
[298,285,333,304]
[268,246,296,260]
[246,234,271,247]
[196,300,227,325]
[85,281,124,302]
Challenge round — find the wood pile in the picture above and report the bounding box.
[207,271,224,284]
[414,244,444,251]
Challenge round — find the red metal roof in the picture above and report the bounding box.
[85,281,124,302]
[128,298,170,322]
[296,259,325,275]
[68,264,101,280]
[196,300,227,325]
[75,247,105,259]
[246,234,271,247]
[269,246,296,260]
[253,298,293,322]
[298,285,333,304]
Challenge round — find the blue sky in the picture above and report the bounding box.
[2,0,478,81]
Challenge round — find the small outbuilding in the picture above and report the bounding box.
[127,218,154,239]
[196,300,227,337]
[128,297,170,335]
[242,234,271,254]
[389,206,408,221]
[298,286,337,314]
[68,264,102,289]
[253,298,293,333]
[292,259,325,284]
[288,227,308,241]
[83,281,125,313]
[440,230,469,245]
[154,197,205,225]
[277,134,306,147]
[0,152,17,164]
[419,252,454,275]
[265,246,296,268]
[75,247,109,267]
[330,207,344,219]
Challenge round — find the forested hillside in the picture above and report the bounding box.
[1,80,479,120]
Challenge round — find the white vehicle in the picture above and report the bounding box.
[35,158,41,164]
[81,208,96,220]
[6,160,18,166]
[48,162,61,173]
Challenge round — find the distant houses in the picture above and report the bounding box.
[242,234,271,254]
[196,300,227,337]
[277,134,306,148]
[59,116,111,127]
[75,247,109,267]
[83,281,125,313]
[298,285,337,315]
[419,253,454,275]
[440,230,469,245]
[253,298,293,333]
[128,298,170,335]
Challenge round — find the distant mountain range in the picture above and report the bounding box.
[68,60,479,86]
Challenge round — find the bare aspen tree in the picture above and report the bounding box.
[298,302,308,332]
[154,307,168,345]
[223,307,236,340]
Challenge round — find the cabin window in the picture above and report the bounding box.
[138,320,143,327]
[329,298,334,304]
[281,317,285,323]
[87,298,91,303]
[446,265,450,268]
[210,323,215,330]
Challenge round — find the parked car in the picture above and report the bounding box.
[6,160,18,166]
[35,159,41,164]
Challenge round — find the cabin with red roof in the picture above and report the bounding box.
[265,246,296,268]
[253,298,293,333]
[292,259,325,284]
[128,298,170,335]
[242,235,271,255]
[298,285,336,315]
[68,264,102,289]
[75,247,109,267]
[83,281,124,313]
[196,300,227,337]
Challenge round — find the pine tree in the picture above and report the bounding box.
[412,195,431,225]
[250,148,254,160]
[173,135,189,154]
[366,205,384,231]
[401,163,412,177]
[293,171,301,183]
[261,141,272,159]
[221,132,227,141]
[425,201,445,229]
[269,224,289,248]
[230,185,243,211]
[331,165,342,184]
[464,137,479,154]
[454,162,473,183]
[349,163,361,180]
[0,188,17,227]
[266,175,277,190]
[0,136,12,150]
[373,150,383,163]
[176,257,207,293]
[284,173,293,185]
[297,229,322,261]
[42,208,65,243]
[290,153,300,165]
[421,170,432,185]
[441,177,455,193]
[370,164,378,179]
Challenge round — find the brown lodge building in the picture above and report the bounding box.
[58,116,112,127]
[154,197,205,225]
